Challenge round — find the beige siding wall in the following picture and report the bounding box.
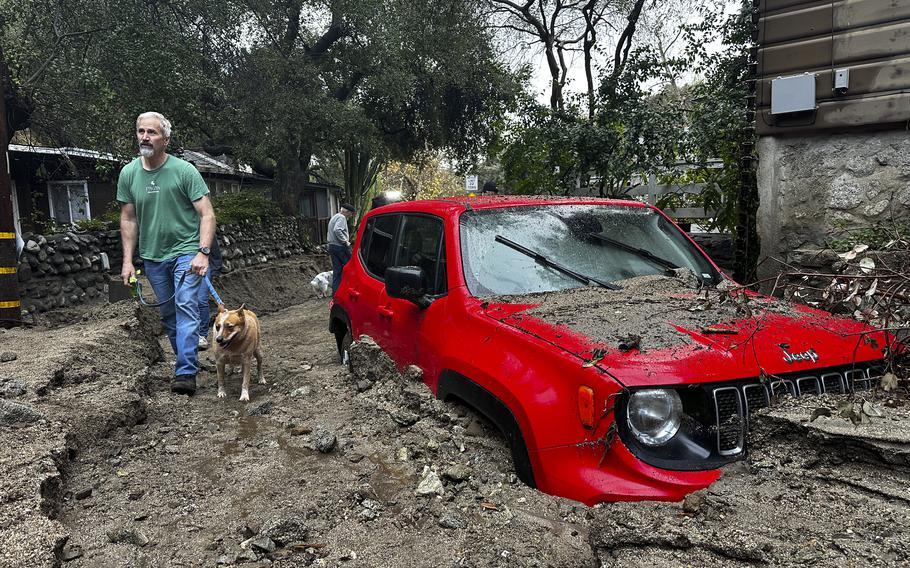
[756,0,910,134]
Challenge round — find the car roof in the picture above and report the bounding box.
[365,195,650,217]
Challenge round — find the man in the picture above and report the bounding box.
[327,203,355,295]
[118,111,216,395]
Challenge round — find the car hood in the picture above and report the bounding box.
[480,275,887,387]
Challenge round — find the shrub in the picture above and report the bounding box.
[212,191,284,225]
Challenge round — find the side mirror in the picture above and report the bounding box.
[385,266,432,308]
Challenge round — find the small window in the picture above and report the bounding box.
[363,214,399,279]
[393,215,446,295]
[47,181,91,223]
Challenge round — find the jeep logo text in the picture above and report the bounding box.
[782,348,819,364]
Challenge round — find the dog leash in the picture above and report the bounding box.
[131,269,224,307]
[204,275,225,306]
[131,271,188,308]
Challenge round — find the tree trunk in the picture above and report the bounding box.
[273,149,311,216]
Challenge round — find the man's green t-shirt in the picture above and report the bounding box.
[116,155,209,261]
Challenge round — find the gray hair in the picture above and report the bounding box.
[136,112,172,138]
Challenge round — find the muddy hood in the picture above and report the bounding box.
[483,276,887,387]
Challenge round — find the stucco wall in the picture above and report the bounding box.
[756,131,910,280]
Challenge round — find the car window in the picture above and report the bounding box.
[460,204,719,296]
[393,215,446,295]
[362,214,399,279]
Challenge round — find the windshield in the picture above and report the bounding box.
[459,204,719,296]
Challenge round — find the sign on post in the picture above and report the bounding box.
[465,175,478,194]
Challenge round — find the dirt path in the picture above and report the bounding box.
[2,260,910,567]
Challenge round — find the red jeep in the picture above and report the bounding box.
[329,197,887,504]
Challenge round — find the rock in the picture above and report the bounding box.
[415,466,444,496]
[464,419,485,437]
[107,528,150,547]
[404,365,423,382]
[0,352,17,362]
[60,543,84,561]
[359,507,378,520]
[237,548,259,562]
[247,400,274,416]
[682,490,707,514]
[75,487,92,500]
[0,399,43,424]
[349,335,398,386]
[290,425,311,436]
[25,240,40,253]
[442,464,472,483]
[0,379,27,398]
[241,536,276,553]
[164,445,180,454]
[312,427,337,453]
[260,515,309,545]
[391,409,419,426]
[438,514,466,529]
[215,552,238,565]
[290,385,312,397]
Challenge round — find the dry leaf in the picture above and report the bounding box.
[859,257,875,273]
[881,372,899,392]
[837,244,868,261]
[861,401,882,418]
[865,279,878,297]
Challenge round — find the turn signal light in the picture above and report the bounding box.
[578,386,595,429]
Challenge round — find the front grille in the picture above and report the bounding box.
[713,387,744,455]
[708,363,881,456]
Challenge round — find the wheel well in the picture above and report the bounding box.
[329,305,350,336]
[437,371,536,488]
[329,306,352,358]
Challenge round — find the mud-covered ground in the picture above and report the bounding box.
[2,257,910,567]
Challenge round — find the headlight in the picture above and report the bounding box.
[627,389,682,446]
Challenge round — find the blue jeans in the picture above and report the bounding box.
[328,244,352,295]
[197,273,218,339]
[144,254,203,377]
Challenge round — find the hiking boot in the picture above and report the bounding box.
[171,374,197,395]
[198,336,209,350]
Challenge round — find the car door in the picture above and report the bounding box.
[377,213,447,366]
[347,213,400,341]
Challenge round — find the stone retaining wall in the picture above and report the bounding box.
[756,130,910,282]
[16,217,316,313]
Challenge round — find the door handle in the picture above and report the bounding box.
[349,290,361,300]
[379,307,394,319]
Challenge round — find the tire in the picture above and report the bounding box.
[335,324,353,370]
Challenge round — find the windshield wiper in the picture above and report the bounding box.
[590,234,680,273]
[494,235,621,290]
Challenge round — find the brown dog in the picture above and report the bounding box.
[212,304,265,402]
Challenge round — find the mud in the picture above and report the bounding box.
[507,274,807,351]
[2,259,910,567]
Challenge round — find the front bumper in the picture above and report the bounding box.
[534,360,885,504]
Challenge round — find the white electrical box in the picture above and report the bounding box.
[771,73,816,115]
[834,68,850,90]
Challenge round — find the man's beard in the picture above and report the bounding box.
[139,145,154,158]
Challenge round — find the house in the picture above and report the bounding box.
[753,0,910,280]
[8,144,342,244]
